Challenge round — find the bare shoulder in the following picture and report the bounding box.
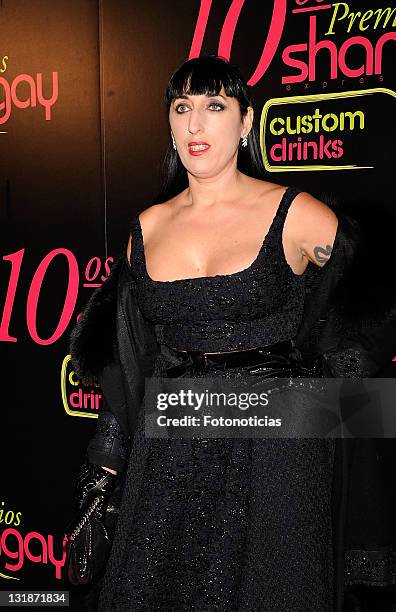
[139,201,170,229]
[291,191,338,226]
[138,197,178,238]
[246,176,285,199]
[127,201,172,265]
[286,190,339,267]
[246,177,288,210]
[290,190,339,244]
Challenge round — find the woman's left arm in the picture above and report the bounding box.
[287,191,339,269]
[290,192,396,377]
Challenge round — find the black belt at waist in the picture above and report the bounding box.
[161,339,321,378]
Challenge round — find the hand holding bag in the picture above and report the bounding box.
[64,461,119,586]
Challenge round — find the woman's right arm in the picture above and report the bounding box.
[70,232,135,479]
[100,233,134,476]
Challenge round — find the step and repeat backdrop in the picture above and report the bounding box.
[1,0,396,604]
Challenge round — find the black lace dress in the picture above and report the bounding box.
[97,186,336,612]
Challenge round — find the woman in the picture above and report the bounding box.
[69,56,394,611]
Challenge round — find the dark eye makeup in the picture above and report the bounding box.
[174,101,225,113]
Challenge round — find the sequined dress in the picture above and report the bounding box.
[97,186,336,612]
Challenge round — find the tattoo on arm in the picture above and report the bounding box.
[313,244,332,264]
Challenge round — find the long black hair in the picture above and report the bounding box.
[150,55,268,204]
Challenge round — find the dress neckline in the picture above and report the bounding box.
[133,186,297,284]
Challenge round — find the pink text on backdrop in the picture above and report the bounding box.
[0,528,66,579]
[0,249,113,345]
[189,0,395,85]
[0,72,58,124]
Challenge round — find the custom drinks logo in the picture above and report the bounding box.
[259,1,394,171]
[0,500,66,581]
[62,351,104,419]
[190,0,395,171]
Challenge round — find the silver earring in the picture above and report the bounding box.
[171,134,177,150]
[241,134,248,148]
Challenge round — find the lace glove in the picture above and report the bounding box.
[74,459,118,514]
[86,407,131,473]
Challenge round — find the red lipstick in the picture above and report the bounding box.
[188,141,211,156]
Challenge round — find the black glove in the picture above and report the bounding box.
[86,408,131,473]
[74,459,118,517]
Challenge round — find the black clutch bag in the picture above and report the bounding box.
[64,461,121,586]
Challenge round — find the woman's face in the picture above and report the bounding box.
[169,85,253,178]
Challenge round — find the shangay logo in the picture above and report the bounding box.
[0,501,67,581]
